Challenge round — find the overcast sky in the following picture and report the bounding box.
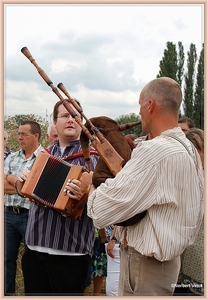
[4,4,204,122]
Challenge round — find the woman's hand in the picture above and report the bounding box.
[106,240,116,258]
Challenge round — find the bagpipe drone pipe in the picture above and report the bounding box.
[21,46,147,225]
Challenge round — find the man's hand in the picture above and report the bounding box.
[4,180,16,195]
[4,149,9,156]
[18,169,30,182]
[63,171,93,201]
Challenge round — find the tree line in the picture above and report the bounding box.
[4,41,204,151]
[157,41,204,129]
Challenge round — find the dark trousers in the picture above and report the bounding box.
[22,247,91,296]
[173,286,198,296]
[4,206,28,295]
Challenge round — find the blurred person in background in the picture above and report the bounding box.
[174,127,204,296]
[4,130,12,161]
[178,116,195,134]
[91,229,107,296]
[105,225,120,296]
[46,121,58,145]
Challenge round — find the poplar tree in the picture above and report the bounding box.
[176,41,185,87]
[157,41,204,127]
[156,42,178,80]
[183,43,197,118]
[193,44,204,129]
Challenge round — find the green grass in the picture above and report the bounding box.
[15,243,25,296]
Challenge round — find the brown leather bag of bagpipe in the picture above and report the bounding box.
[21,46,147,226]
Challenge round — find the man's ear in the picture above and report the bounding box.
[34,133,39,139]
[148,99,155,113]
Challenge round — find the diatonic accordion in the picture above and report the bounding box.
[21,151,86,218]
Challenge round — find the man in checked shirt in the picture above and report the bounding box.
[4,121,43,295]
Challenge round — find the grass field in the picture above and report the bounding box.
[15,243,106,296]
[15,243,24,296]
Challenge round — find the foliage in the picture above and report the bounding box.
[157,41,204,129]
[193,44,204,129]
[115,113,142,136]
[4,114,49,151]
[177,41,185,86]
[156,42,178,81]
[183,43,197,118]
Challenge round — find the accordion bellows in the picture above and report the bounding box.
[21,152,85,218]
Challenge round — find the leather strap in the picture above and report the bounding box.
[63,150,99,161]
[45,149,99,161]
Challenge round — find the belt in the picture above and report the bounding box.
[6,206,29,214]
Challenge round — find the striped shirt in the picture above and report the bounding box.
[4,145,43,209]
[87,128,204,261]
[25,140,99,256]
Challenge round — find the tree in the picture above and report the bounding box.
[193,43,204,129]
[183,43,197,118]
[176,41,185,86]
[115,113,142,136]
[157,41,204,128]
[4,114,49,151]
[156,42,178,81]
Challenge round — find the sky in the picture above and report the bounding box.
[4,4,204,122]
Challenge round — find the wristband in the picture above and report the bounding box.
[110,236,117,242]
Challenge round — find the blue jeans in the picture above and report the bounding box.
[4,206,28,295]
